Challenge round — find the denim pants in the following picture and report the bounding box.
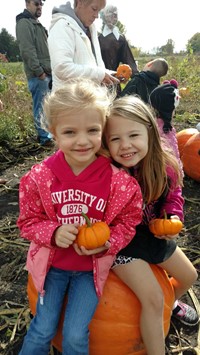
[19,267,98,355]
[28,76,52,145]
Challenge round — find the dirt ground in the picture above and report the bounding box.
[0,140,199,355]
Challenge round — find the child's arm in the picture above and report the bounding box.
[161,167,184,221]
[161,184,184,221]
[17,173,61,247]
[103,177,143,256]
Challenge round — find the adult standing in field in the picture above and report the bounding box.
[16,0,53,147]
[98,5,138,76]
[48,0,119,91]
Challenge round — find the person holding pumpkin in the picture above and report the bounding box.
[48,0,119,91]
[104,95,199,355]
[17,79,143,355]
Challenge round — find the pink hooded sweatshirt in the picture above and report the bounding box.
[17,159,143,299]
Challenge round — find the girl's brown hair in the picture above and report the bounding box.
[104,95,182,204]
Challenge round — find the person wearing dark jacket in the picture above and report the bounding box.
[98,5,138,77]
[16,0,52,146]
[120,57,168,103]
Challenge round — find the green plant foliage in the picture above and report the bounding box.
[0,63,35,143]
[0,55,199,145]
[187,33,200,53]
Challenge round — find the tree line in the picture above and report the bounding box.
[0,27,200,62]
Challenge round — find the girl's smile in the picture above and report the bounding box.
[106,115,148,168]
[53,109,103,174]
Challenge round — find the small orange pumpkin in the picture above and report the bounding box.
[181,124,200,182]
[149,211,183,236]
[76,213,110,249]
[176,127,198,158]
[27,265,174,355]
[116,64,132,82]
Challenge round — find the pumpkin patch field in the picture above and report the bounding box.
[0,56,199,354]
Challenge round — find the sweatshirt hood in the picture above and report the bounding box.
[50,1,86,32]
[16,9,36,23]
[139,71,159,86]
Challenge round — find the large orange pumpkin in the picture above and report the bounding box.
[176,127,198,158]
[27,265,174,355]
[181,124,200,182]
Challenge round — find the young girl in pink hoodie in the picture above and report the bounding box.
[17,79,142,355]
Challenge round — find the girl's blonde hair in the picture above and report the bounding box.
[42,79,114,134]
[104,95,182,203]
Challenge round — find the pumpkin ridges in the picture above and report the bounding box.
[181,127,200,182]
[176,128,198,157]
[149,216,183,236]
[27,265,174,355]
[76,215,110,249]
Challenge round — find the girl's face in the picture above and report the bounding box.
[54,108,103,174]
[106,115,149,168]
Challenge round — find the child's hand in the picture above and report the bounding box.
[54,224,79,248]
[73,240,111,256]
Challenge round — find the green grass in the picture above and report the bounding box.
[0,62,35,142]
[0,54,199,143]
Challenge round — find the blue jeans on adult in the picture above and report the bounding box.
[28,75,52,145]
[19,267,98,355]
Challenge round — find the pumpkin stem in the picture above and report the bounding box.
[81,212,91,227]
[163,210,167,219]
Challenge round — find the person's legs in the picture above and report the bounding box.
[19,267,69,355]
[159,246,197,299]
[159,246,199,325]
[62,271,98,355]
[28,76,52,145]
[113,260,165,355]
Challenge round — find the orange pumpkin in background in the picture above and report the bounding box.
[181,123,200,182]
[116,64,132,82]
[27,265,174,355]
[176,127,198,158]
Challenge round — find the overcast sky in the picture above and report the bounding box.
[0,0,199,53]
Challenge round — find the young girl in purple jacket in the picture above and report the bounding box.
[17,79,142,355]
[104,95,198,355]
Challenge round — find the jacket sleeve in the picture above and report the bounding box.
[17,172,61,247]
[16,19,44,77]
[120,76,139,97]
[161,167,184,221]
[48,19,105,84]
[103,175,143,256]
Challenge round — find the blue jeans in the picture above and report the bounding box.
[19,267,98,355]
[28,76,52,145]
